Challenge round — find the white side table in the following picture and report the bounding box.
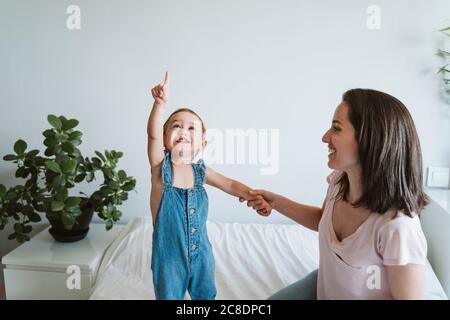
[1,223,123,300]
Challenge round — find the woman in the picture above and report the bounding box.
[242,89,429,299]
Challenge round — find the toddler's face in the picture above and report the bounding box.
[164,111,206,163]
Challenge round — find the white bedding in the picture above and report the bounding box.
[89,217,319,299]
[89,217,447,300]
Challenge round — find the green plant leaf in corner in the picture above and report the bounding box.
[62,119,79,131]
[14,139,27,155]
[95,151,106,162]
[51,200,65,212]
[61,211,75,228]
[105,220,113,230]
[61,159,77,174]
[48,114,62,130]
[45,160,62,174]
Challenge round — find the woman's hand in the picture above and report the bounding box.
[242,190,323,231]
[151,71,170,105]
[239,190,277,217]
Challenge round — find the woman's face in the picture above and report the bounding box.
[322,102,360,171]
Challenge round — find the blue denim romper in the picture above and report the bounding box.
[151,151,216,300]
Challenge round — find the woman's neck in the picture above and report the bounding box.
[345,167,363,204]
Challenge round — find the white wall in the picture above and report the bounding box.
[1,0,449,234]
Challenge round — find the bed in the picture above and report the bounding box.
[89,215,448,300]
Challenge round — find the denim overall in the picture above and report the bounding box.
[151,151,216,300]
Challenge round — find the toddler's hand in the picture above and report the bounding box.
[239,194,272,217]
[151,71,170,105]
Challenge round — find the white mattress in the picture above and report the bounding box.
[89,217,447,300]
[89,217,319,300]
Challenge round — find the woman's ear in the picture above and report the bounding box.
[202,138,208,150]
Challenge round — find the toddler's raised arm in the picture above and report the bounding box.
[147,71,170,169]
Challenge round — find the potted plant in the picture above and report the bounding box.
[0,115,136,243]
[437,26,450,103]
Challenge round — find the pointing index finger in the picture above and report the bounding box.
[163,71,170,87]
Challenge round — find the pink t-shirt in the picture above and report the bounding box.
[317,170,427,300]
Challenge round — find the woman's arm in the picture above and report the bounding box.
[206,167,272,216]
[386,264,425,299]
[147,72,170,169]
[242,190,324,231]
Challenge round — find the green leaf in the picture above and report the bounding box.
[100,186,113,196]
[51,200,65,212]
[62,141,75,154]
[28,212,41,222]
[23,225,33,233]
[8,233,16,240]
[44,147,55,157]
[439,27,450,32]
[5,191,17,201]
[74,174,86,183]
[69,131,82,141]
[42,129,54,138]
[3,154,18,161]
[105,220,113,230]
[22,205,34,216]
[56,189,69,202]
[13,223,23,233]
[43,137,58,147]
[48,115,62,130]
[0,184,6,198]
[16,234,25,243]
[15,167,26,178]
[52,175,66,189]
[118,170,127,182]
[103,168,114,179]
[14,139,27,155]
[115,151,123,159]
[55,133,69,143]
[121,181,135,191]
[62,119,79,131]
[112,210,122,221]
[66,206,81,215]
[61,212,75,228]
[95,151,106,162]
[71,139,82,146]
[66,197,81,208]
[61,159,77,174]
[86,172,95,183]
[53,145,62,155]
[91,157,102,168]
[109,181,120,190]
[45,160,62,174]
[26,149,40,157]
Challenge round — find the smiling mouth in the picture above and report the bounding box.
[328,148,336,157]
[175,137,190,144]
